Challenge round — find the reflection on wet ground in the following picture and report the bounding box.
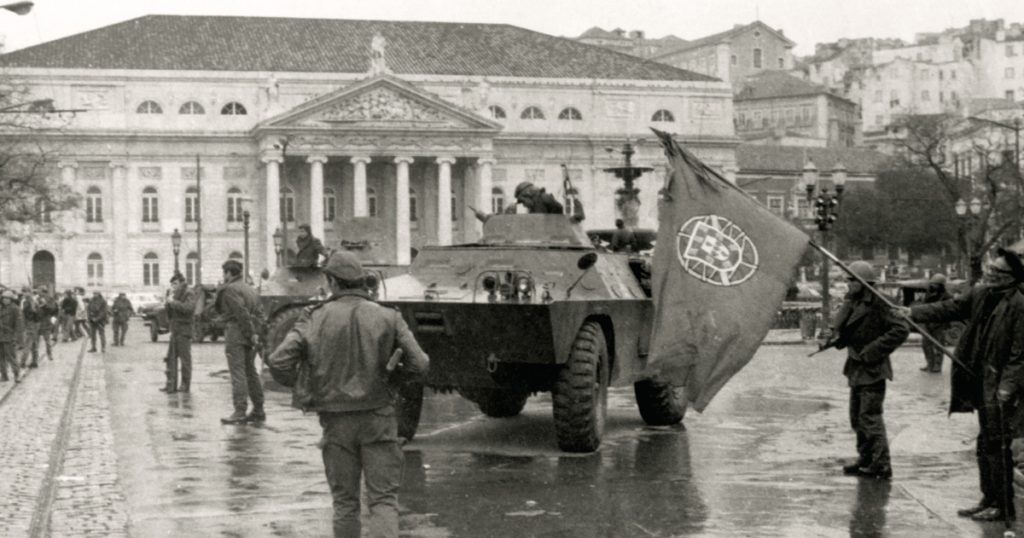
[104,333,1023,537]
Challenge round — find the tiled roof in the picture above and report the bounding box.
[0,15,715,82]
[966,98,1024,114]
[736,144,893,175]
[735,71,834,101]
[653,20,794,58]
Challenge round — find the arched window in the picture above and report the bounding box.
[324,188,337,222]
[488,105,506,119]
[226,187,243,223]
[279,188,295,222]
[86,186,103,223]
[221,102,247,115]
[409,189,418,222]
[185,252,199,286]
[520,106,545,120]
[142,186,159,223]
[179,101,205,115]
[143,252,160,286]
[86,253,104,287]
[651,109,675,122]
[136,100,163,114]
[558,107,583,120]
[491,187,505,214]
[184,186,200,223]
[367,188,378,218]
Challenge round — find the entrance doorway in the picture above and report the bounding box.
[32,250,56,290]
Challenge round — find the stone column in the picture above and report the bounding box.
[394,156,413,265]
[307,155,327,240]
[262,153,283,271]
[351,156,371,217]
[436,156,455,246]
[475,158,494,237]
[109,162,127,285]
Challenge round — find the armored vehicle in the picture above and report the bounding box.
[260,214,684,452]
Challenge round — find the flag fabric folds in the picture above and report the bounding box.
[649,129,810,412]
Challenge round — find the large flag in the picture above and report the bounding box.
[649,129,809,412]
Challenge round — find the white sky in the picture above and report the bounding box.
[1,0,1024,56]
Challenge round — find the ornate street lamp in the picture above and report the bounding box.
[171,228,182,274]
[604,139,654,227]
[804,160,847,331]
[955,196,984,282]
[273,227,283,269]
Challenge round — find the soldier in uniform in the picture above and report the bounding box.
[60,289,78,342]
[111,292,134,346]
[20,288,43,368]
[35,288,57,360]
[87,291,109,353]
[269,251,430,538]
[0,290,23,383]
[824,261,909,480]
[214,259,264,424]
[162,273,196,393]
[512,181,563,214]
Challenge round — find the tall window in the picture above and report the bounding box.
[279,188,295,222]
[142,252,160,286]
[221,102,247,115]
[651,109,675,122]
[86,253,104,287]
[35,199,52,223]
[324,188,337,222]
[777,57,784,68]
[488,105,506,119]
[179,101,205,115]
[1006,67,1016,80]
[520,106,545,120]
[226,187,243,223]
[558,107,583,120]
[185,252,199,286]
[409,189,418,222]
[730,54,737,66]
[1007,90,1017,102]
[184,186,200,223]
[921,90,930,101]
[753,48,763,69]
[766,196,784,215]
[367,188,378,218]
[136,101,162,114]
[142,186,159,223]
[86,186,103,223]
[491,187,505,214]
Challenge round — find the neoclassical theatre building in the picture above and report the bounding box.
[0,15,736,291]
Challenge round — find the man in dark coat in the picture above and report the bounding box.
[826,261,909,480]
[60,290,78,342]
[87,291,108,353]
[920,273,953,373]
[214,259,264,424]
[512,181,564,214]
[610,218,638,253]
[0,290,23,383]
[294,224,329,268]
[21,288,44,368]
[162,273,196,393]
[111,293,134,346]
[900,245,1024,523]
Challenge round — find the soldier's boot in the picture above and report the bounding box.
[221,410,248,425]
[244,406,266,424]
[159,382,177,393]
[179,372,190,393]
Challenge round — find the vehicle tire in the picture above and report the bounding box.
[633,380,687,426]
[552,321,609,453]
[149,323,158,342]
[264,306,306,358]
[396,383,424,441]
[458,387,529,418]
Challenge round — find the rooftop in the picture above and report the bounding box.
[0,15,715,82]
[653,20,794,58]
[734,71,844,101]
[736,144,893,175]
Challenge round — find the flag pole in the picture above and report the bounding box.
[808,240,972,373]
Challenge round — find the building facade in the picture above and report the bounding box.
[734,71,859,147]
[652,21,795,87]
[0,15,737,291]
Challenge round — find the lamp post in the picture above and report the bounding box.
[242,209,251,280]
[273,227,283,269]
[171,228,182,274]
[955,196,984,282]
[603,139,654,227]
[803,160,847,331]
[967,115,1022,240]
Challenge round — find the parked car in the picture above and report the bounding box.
[127,292,163,317]
[143,285,225,343]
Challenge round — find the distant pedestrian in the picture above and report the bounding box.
[920,274,952,373]
[269,251,430,538]
[74,288,89,339]
[35,288,57,360]
[610,218,637,253]
[20,288,43,368]
[898,245,1024,523]
[213,259,264,424]
[824,261,908,480]
[60,290,78,342]
[162,273,195,393]
[0,290,23,383]
[87,291,108,353]
[111,292,134,346]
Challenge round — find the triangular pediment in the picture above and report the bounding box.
[257,76,502,132]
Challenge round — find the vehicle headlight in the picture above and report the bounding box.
[516,276,532,295]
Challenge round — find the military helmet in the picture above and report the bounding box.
[323,251,364,281]
[846,261,877,283]
[514,181,534,199]
[929,273,947,285]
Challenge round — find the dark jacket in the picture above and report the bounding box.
[911,285,1024,414]
[832,291,910,387]
[213,275,260,345]
[268,290,429,413]
[165,288,196,337]
[22,296,43,325]
[294,236,328,267]
[111,297,134,323]
[87,296,109,325]
[0,302,24,344]
[610,227,638,253]
[60,296,78,316]
[37,296,58,330]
